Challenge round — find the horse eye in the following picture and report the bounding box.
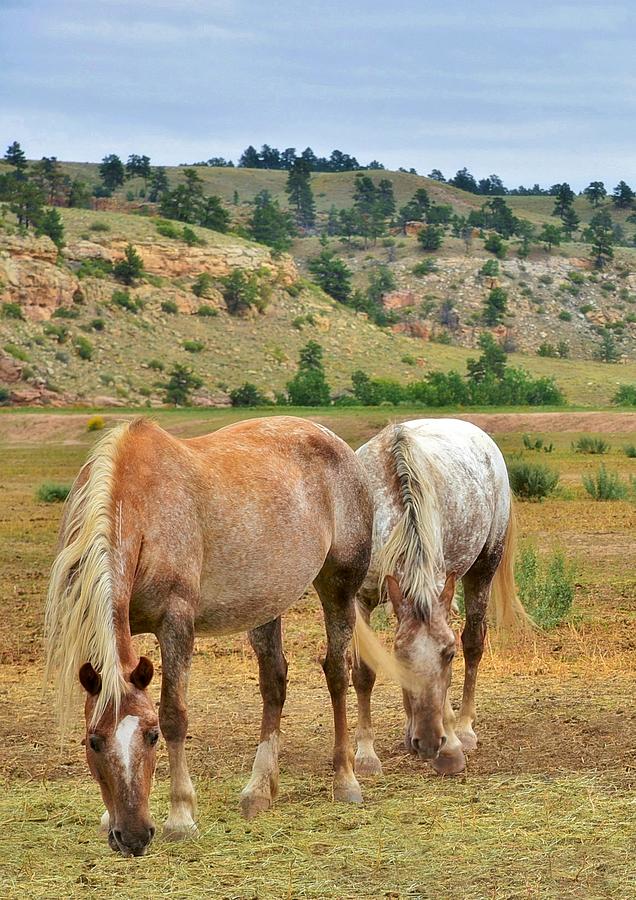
[89,735,103,753]
[442,647,456,663]
[146,729,160,747]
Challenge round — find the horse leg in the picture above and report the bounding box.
[315,569,363,805]
[429,691,466,775]
[352,602,382,776]
[157,609,197,840]
[456,565,492,752]
[240,617,288,820]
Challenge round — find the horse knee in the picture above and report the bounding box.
[160,703,188,744]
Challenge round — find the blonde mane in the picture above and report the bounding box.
[377,425,443,620]
[44,422,131,732]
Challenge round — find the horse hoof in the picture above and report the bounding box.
[163,821,198,841]
[333,778,363,804]
[457,727,478,752]
[354,752,383,777]
[430,747,466,776]
[240,791,272,820]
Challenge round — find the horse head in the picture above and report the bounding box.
[79,656,159,857]
[386,573,457,761]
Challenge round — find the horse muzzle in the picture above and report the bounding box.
[109,824,155,857]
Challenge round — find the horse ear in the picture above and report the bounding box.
[130,656,154,690]
[438,573,457,612]
[79,662,102,696]
[385,575,406,616]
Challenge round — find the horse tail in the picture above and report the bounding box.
[44,421,132,733]
[376,425,442,621]
[352,603,418,691]
[490,500,531,634]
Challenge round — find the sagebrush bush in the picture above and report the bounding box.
[183,340,204,353]
[89,221,110,232]
[572,436,609,454]
[229,382,269,407]
[2,302,24,319]
[87,415,105,431]
[160,299,179,314]
[582,466,628,500]
[613,384,636,406]
[624,444,636,458]
[516,546,575,629]
[507,460,559,501]
[111,289,142,313]
[37,482,71,503]
[74,336,93,360]
[196,304,218,317]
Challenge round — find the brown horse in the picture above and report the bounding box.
[352,419,527,777]
[45,416,373,856]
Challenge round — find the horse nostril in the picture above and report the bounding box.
[113,829,123,846]
[148,826,156,842]
[440,735,447,749]
[411,736,420,752]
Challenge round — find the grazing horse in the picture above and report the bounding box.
[352,418,526,777]
[45,416,373,856]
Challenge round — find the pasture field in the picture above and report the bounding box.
[0,408,635,899]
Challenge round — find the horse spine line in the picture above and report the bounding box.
[44,422,130,732]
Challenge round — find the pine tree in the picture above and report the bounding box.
[583,181,606,207]
[561,206,580,238]
[4,141,27,173]
[99,154,125,191]
[551,183,575,217]
[612,181,635,209]
[285,159,316,229]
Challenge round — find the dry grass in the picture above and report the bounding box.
[0,412,635,898]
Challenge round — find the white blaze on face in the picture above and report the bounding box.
[114,715,140,783]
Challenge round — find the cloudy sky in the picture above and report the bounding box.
[1,0,634,189]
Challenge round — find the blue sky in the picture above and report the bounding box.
[1,0,634,189]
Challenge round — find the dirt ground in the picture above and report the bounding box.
[0,410,635,899]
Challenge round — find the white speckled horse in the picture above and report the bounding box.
[352,418,526,776]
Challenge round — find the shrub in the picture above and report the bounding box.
[558,311,572,321]
[572,436,609,454]
[160,299,179,314]
[507,461,560,501]
[74,336,93,360]
[196,304,218,317]
[111,289,142,313]
[516,546,575,629]
[623,444,636,458]
[613,384,636,406]
[221,269,268,315]
[55,350,69,364]
[89,221,110,232]
[43,323,68,343]
[163,363,203,405]
[537,342,557,358]
[183,339,204,353]
[156,220,180,239]
[52,307,79,319]
[0,387,9,404]
[229,382,269,407]
[87,415,105,431]
[483,233,506,257]
[147,358,164,371]
[76,258,113,279]
[113,244,144,285]
[37,482,71,503]
[90,318,105,331]
[483,287,508,325]
[192,273,214,298]
[412,258,438,276]
[479,259,499,277]
[417,224,444,252]
[182,226,204,246]
[2,302,24,320]
[582,466,628,500]
[3,343,30,361]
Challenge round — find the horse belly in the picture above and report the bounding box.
[196,528,329,635]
